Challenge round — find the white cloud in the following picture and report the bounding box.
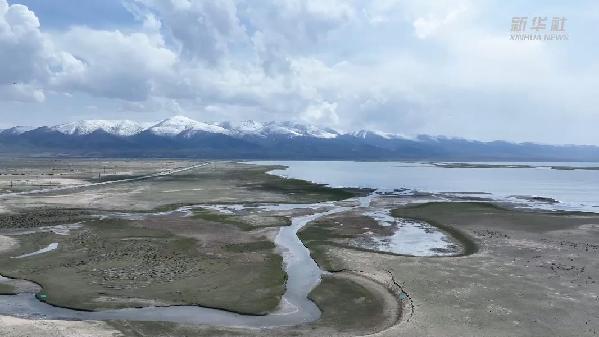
[1,0,599,144]
[412,5,466,39]
[0,83,44,102]
[0,1,58,101]
[301,101,339,125]
[130,0,249,63]
[120,97,183,114]
[53,27,177,101]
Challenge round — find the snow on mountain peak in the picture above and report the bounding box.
[30,116,343,139]
[1,126,36,135]
[226,120,339,138]
[352,129,410,140]
[149,115,230,136]
[215,120,264,136]
[51,120,148,136]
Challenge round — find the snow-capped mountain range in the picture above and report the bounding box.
[2,115,599,161]
[50,120,153,137]
[3,115,345,139]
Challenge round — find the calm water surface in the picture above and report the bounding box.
[252,161,599,212]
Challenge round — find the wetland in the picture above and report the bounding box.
[0,159,597,336]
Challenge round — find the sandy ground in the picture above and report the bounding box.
[0,159,192,195]
[0,316,122,337]
[0,161,355,213]
[0,235,17,253]
[324,270,403,334]
[330,203,599,337]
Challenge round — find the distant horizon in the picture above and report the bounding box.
[3,114,599,148]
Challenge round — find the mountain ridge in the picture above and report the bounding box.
[1,115,598,161]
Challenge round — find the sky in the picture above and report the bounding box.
[1,0,598,145]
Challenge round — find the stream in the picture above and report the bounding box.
[0,199,355,327]
[0,193,453,327]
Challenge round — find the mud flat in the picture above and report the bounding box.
[0,316,122,337]
[0,216,286,314]
[105,269,401,337]
[0,161,363,213]
[0,158,193,195]
[308,201,599,337]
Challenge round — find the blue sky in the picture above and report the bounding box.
[1,0,598,145]
[11,0,134,29]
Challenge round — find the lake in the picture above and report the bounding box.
[251,161,599,213]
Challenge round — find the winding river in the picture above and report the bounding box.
[0,199,362,327]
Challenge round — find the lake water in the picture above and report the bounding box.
[251,161,599,213]
[361,210,456,256]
